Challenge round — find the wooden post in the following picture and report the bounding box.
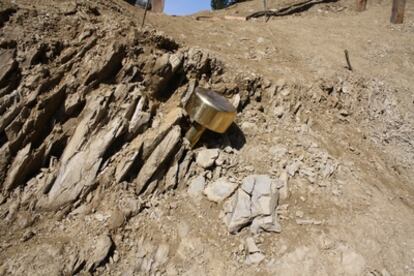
[390,0,406,24]
[356,0,367,11]
[141,0,150,29]
[151,0,165,13]
[263,0,270,22]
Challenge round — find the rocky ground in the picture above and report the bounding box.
[0,0,413,275]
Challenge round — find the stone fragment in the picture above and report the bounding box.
[84,42,126,85]
[245,237,265,265]
[148,53,174,97]
[223,175,280,234]
[112,108,184,185]
[0,49,17,88]
[232,93,241,110]
[286,161,301,176]
[321,158,336,178]
[296,210,304,218]
[248,175,277,216]
[86,235,114,271]
[269,144,288,159]
[142,108,184,158]
[153,53,171,75]
[188,175,206,199]
[0,89,18,115]
[0,7,17,28]
[223,189,251,233]
[246,252,265,265]
[26,43,48,66]
[339,109,349,116]
[223,146,235,154]
[108,208,125,231]
[195,148,219,169]
[278,171,289,201]
[213,166,222,179]
[114,146,142,183]
[0,103,23,134]
[61,2,77,15]
[118,192,142,219]
[128,96,150,137]
[3,143,31,191]
[142,176,159,198]
[163,146,185,192]
[0,143,11,190]
[46,116,125,209]
[251,215,281,233]
[60,90,113,164]
[63,91,84,116]
[169,51,183,73]
[154,243,169,267]
[112,251,119,263]
[9,85,66,153]
[245,237,260,253]
[274,105,285,118]
[204,177,238,203]
[338,244,366,275]
[135,126,181,195]
[300,165,316,183]
[20,230,35,242]
[185,48,214,77]
[296,218,323,225]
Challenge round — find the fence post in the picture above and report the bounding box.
[152,0,165,13]
[391,0,406,24]
[356,0,367,11]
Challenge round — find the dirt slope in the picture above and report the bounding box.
[0,0,413,275]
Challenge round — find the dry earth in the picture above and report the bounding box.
[0,0,413,275]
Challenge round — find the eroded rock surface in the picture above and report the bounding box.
[223,175,280,234]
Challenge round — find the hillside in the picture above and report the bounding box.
[0,0,413,275]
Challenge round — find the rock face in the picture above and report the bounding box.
[223,175,280,234]
[0,3,229,273]
[0,0,194,213]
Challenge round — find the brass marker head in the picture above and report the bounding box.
[184,87,236,147]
